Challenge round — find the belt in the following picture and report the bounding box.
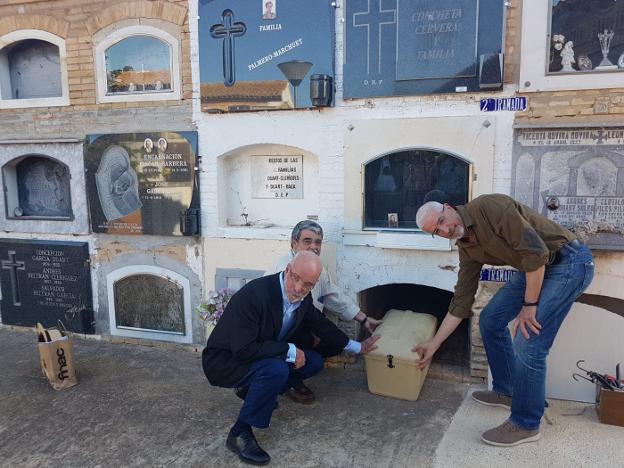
[548,239,582,265]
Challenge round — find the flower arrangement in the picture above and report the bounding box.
[197,288,234,326]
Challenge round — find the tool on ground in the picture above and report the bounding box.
[572,360,620,391]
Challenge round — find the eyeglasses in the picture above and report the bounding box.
[288,268,315,290]
[301,238,322,247]
[431,207,445,238]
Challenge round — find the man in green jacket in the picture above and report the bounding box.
[415,194,594,446]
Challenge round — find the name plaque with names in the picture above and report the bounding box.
[397,0,478,81]
[0,239,94,333]
[512,127,624,250]
[251,155,303,199]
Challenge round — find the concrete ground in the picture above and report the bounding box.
[1,327,622,468]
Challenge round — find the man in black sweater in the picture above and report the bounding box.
[202,251,379,465]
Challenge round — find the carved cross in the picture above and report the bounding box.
[353,0,396,75]
[210,9,247,87]
[1,251,25,306]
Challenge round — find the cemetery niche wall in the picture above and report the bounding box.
[199,0,335,112]
[512,127,624,249]
[0,239,94,333]
[344,0,505,98]
[84,131,199,236]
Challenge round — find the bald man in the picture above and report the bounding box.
[202,251,379,465]
[414,194,594,447]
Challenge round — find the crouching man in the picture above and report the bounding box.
[202,251,379,465]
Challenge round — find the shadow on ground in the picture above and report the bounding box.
[0,328,469,468]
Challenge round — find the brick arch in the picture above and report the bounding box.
[0,15,70,38]
[86,1,187,35]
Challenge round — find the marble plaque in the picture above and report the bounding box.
[512,128,624,250]
[344,0,503,98]
[199,0,335,111]
[397,0,478,81]
[250,155,303,199]
[84,132,198,236]
[0,239,94,333]
[114,274,184,334]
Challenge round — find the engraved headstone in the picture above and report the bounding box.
[16,157,71,217]
[396,0,478,80]
[114,274,184,333]
[251,155,303,199]
[344,0,504,98]
[84,132,198,236]
[512,128,624,249]
[0,239,93,332]
[199,0,335,111]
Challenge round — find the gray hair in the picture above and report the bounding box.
[416,201,443,231]
[291,220,323,245]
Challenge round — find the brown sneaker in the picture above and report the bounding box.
[481,419,541,447]
[472,390,512,409]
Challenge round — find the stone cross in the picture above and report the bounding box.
[353,0,396,75]
[1,251,25,306]
[210,9,247,87]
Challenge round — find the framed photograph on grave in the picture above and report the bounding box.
[84,131,199,236]
[0,239,94,333]
[512,127,624,250]
[388,213,399,228]
[344,0,506,98]
[199,0,335,112]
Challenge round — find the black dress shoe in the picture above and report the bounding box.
[226,428,271,465]
[235,386,249,400]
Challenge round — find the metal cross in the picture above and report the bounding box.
[353,0,396,75]
[1,251,26,306]
[210,9,247,87]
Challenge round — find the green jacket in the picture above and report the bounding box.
[449,194,576,319]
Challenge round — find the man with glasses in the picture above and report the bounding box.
[203,251,379,465]
[414,194,594,447]
[266,220,382,403]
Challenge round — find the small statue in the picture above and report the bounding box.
[560,41,576,72]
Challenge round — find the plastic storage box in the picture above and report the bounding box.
[364,309,437,401]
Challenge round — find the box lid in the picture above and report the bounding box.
[366,309,437,363]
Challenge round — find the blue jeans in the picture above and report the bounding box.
[479,241,594,430]
[230,350,324,428]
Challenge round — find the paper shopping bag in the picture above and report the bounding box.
[36,323,78,390]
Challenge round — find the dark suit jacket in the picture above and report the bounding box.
[202,273,349,387]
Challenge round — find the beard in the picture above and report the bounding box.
[449,225,465,239]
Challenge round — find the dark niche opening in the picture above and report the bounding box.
[3,155,72,219]
[364,150,470,230]
[114,274,184,334]
[358,283,469,368]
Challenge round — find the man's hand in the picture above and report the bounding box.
[512,305,541,340]
[412,340,440,370]
[360,335,381,354]
[294,347,306,369]
[364,317,383,334]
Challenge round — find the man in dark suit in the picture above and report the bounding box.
[202,251,379,465]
